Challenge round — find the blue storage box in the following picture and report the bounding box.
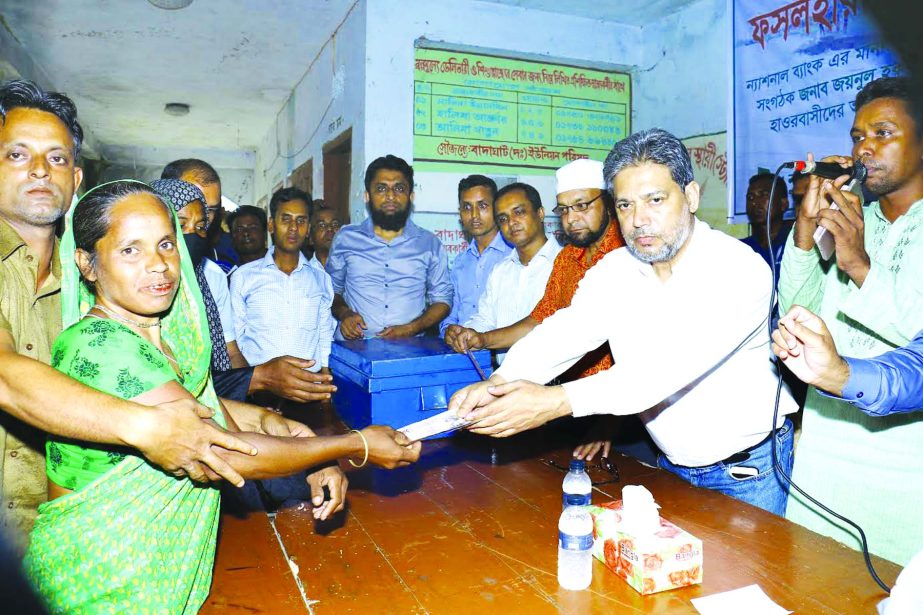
[329,337,492,436]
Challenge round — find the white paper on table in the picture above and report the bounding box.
[691,585,792,615]
[398,409,473,442]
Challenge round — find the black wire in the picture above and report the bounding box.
[765,163,891,594]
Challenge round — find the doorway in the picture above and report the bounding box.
[323,129,352,225]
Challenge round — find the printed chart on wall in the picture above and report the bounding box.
[414,47,631,174]
[731,0,903,222]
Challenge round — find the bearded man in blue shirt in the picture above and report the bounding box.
[327,155,453,339]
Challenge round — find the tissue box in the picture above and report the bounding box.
[589,501,703,595]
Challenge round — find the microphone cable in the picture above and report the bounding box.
[764,163,891,594]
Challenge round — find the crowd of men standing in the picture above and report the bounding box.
[1,72,922,587]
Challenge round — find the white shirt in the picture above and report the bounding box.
[497,220,797,467]
[464,236,561,332]
[229,247,336,370]
[203,258,235,342]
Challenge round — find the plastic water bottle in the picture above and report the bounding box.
[557,505,593,590]
[562,459,592,509]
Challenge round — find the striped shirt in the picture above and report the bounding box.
[229,247,336,370]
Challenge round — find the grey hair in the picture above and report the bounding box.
[602,128,695,192]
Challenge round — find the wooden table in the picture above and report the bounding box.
[201,417,899,614]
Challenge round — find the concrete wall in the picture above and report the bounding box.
[634,0,744,236]
[253,0,367,210]
[254,0,643,232]
[253,0,743,236]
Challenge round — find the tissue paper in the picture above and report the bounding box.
[589,486,703,595]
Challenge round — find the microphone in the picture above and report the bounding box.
[787,159,868,182]
[797,159,867,260]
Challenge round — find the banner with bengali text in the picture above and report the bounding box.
[731,0,902,221]
[414,47,631,174]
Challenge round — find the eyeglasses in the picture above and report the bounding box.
[374,183,409,195]
[205,204,221,216]
[315,221,341,231]
[552,193,603,216]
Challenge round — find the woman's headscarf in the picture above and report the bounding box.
[59,180,220,411]
[149,178,233,373]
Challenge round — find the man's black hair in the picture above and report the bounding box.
[269,186,313,218]
[0,79,84,156]
[457,174,498,201]
[161,158,221,186]
[227,205,268,233]
[364,155,414,192]
[855,77,922,134]
[495,182,542,212]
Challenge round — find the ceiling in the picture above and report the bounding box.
[0,0,357,168]
[480,0,701,26]
[1,0,699,170]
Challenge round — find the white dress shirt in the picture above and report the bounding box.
[229,247,336,371]
[464,236,561,332]
[203,258,235,342]
[497,220,797,467]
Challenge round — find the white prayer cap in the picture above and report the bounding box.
[555,158,606,195]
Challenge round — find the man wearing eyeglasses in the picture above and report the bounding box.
[444,182,560,363]
[445,160,621,368]
[162,158,238,272]
[327,155,453,339]
[308,204,341,269]
[439,175,512,340]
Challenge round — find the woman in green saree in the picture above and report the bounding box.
[24,181,421,614]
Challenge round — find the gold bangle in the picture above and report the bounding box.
[348,429,369,468]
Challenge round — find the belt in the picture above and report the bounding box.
[721,431,773,465]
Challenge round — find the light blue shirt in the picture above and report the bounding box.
[439,231,512,336]
[832,329,923,416]
[229,247,336,370]
[326,217,453,339]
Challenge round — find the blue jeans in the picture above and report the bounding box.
[657,419,795,517]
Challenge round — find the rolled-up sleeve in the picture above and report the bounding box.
[426,239,453,307]
[440,263,463,336]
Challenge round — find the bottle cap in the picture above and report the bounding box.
[569,459,586,472]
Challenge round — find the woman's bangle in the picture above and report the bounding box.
[348,429,369,468]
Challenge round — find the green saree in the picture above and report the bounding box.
[24,181,226,614]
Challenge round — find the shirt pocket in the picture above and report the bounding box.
[295,282,332,328]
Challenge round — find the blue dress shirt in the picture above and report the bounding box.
[229,247,336,369]
[439,231,512,336]
[834,329,923,416]
[326,217,453,339]
[740,226,789,283]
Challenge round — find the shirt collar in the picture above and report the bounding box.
[509,236,558,266]
[870,198,923,224]
[0,217,25,261]
[359,215,420,242]
[263,245,309,271]
[466,230,511,257]
[0,217,61,282]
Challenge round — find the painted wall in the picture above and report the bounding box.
[363,0,642,240]
[634,0,745,236]
[253,0,367,211]
[253,0,745,238]
[254,0,643,237]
